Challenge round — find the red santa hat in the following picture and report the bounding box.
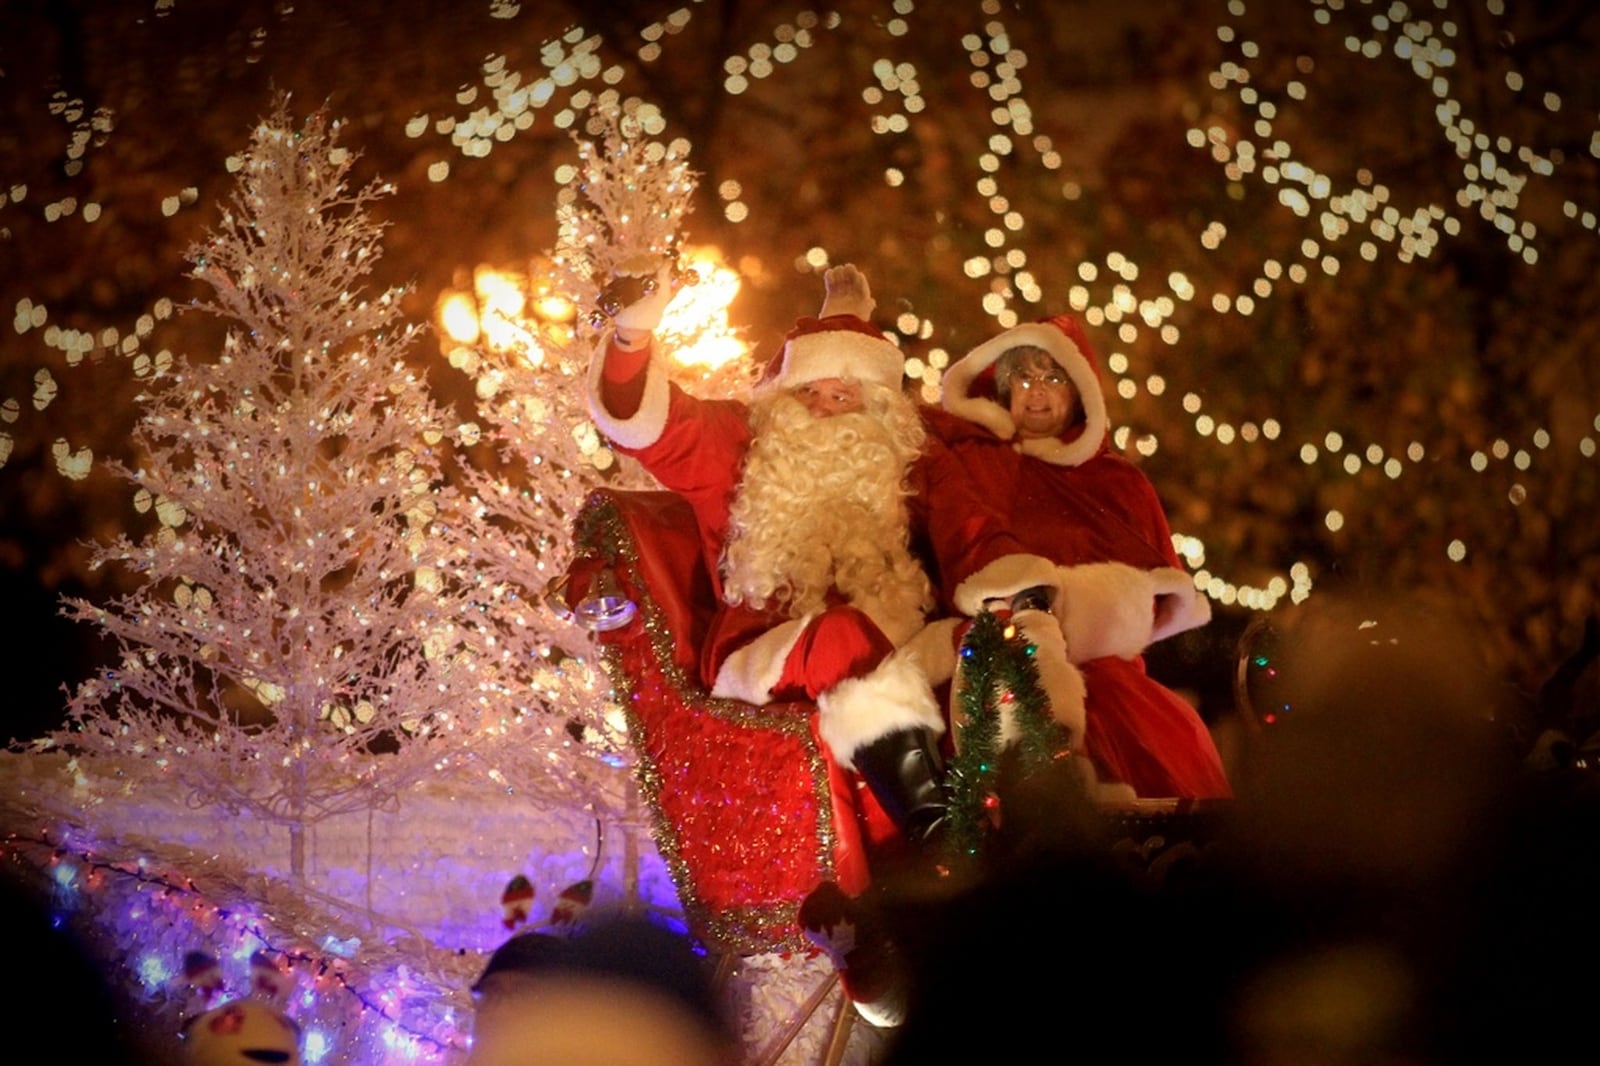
[769,314,906,390]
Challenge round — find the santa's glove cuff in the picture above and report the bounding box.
[1053,561,1204,663]
[953,553,1060,616]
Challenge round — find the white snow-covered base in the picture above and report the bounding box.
[0,752,888,1066]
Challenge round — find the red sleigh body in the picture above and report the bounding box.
[562,488,890,954]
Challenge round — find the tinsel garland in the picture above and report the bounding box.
[944,610,1074,866]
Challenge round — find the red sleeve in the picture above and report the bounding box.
[910,434,1037,610]
[1097,457,1183,570]
[598,338,652,419]
[621,390,753,555]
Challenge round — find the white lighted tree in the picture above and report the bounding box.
[47,96,477,878]
[437,98,754,805]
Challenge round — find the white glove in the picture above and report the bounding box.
[611,265,679,333]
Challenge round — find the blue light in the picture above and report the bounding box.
[321,933,361,959]
[50,862,79,892]
[379,1024,422,1058]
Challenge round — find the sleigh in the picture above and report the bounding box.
[560,487,1230,962]
[560,487,890,956]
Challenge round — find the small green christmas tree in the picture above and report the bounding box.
[49,95,475,878]
[945,609,1077,865]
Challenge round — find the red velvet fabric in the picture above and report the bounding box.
[925,312,1232,800]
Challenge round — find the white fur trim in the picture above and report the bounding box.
[1149,569,1212,644]
[709,616,810,705]
[816,653,945,770]
[778,328,905,390]
[941,321,1108,468]
[1053,561,1164,663]
[585,332,673,450]
[952,553,1060,616]
[1085,769,1139,805]
[1011,609,1087,743]
[1050,752,1137,803]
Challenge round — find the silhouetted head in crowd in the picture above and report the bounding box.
[467,909,736,1066]
[1226,591,1518,896]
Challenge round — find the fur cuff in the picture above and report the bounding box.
[1149,569,1211,644]
[710,617,810,705]
[1053,561,1164,663]
[952,553,1060,616]
[817,653,945,770]
[585,333,672,451]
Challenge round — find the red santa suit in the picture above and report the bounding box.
[925,314,1232,800]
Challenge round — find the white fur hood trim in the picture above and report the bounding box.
[942,321,1108,469]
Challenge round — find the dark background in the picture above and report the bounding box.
[4,0,1598,744]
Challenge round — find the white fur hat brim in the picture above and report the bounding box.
[777,319,905,391]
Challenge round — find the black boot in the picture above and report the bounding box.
[852,727,950,850]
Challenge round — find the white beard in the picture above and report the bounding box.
[721,391,933,645]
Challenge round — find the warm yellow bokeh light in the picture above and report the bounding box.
[436,248,747,373]
[438,292,481,345]
[659,256,747,369]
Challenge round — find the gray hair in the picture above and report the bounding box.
[993,345,1056,404]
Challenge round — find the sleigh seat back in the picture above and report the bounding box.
[562,488,862,954]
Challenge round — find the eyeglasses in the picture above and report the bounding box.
[1013,371,1068,391]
